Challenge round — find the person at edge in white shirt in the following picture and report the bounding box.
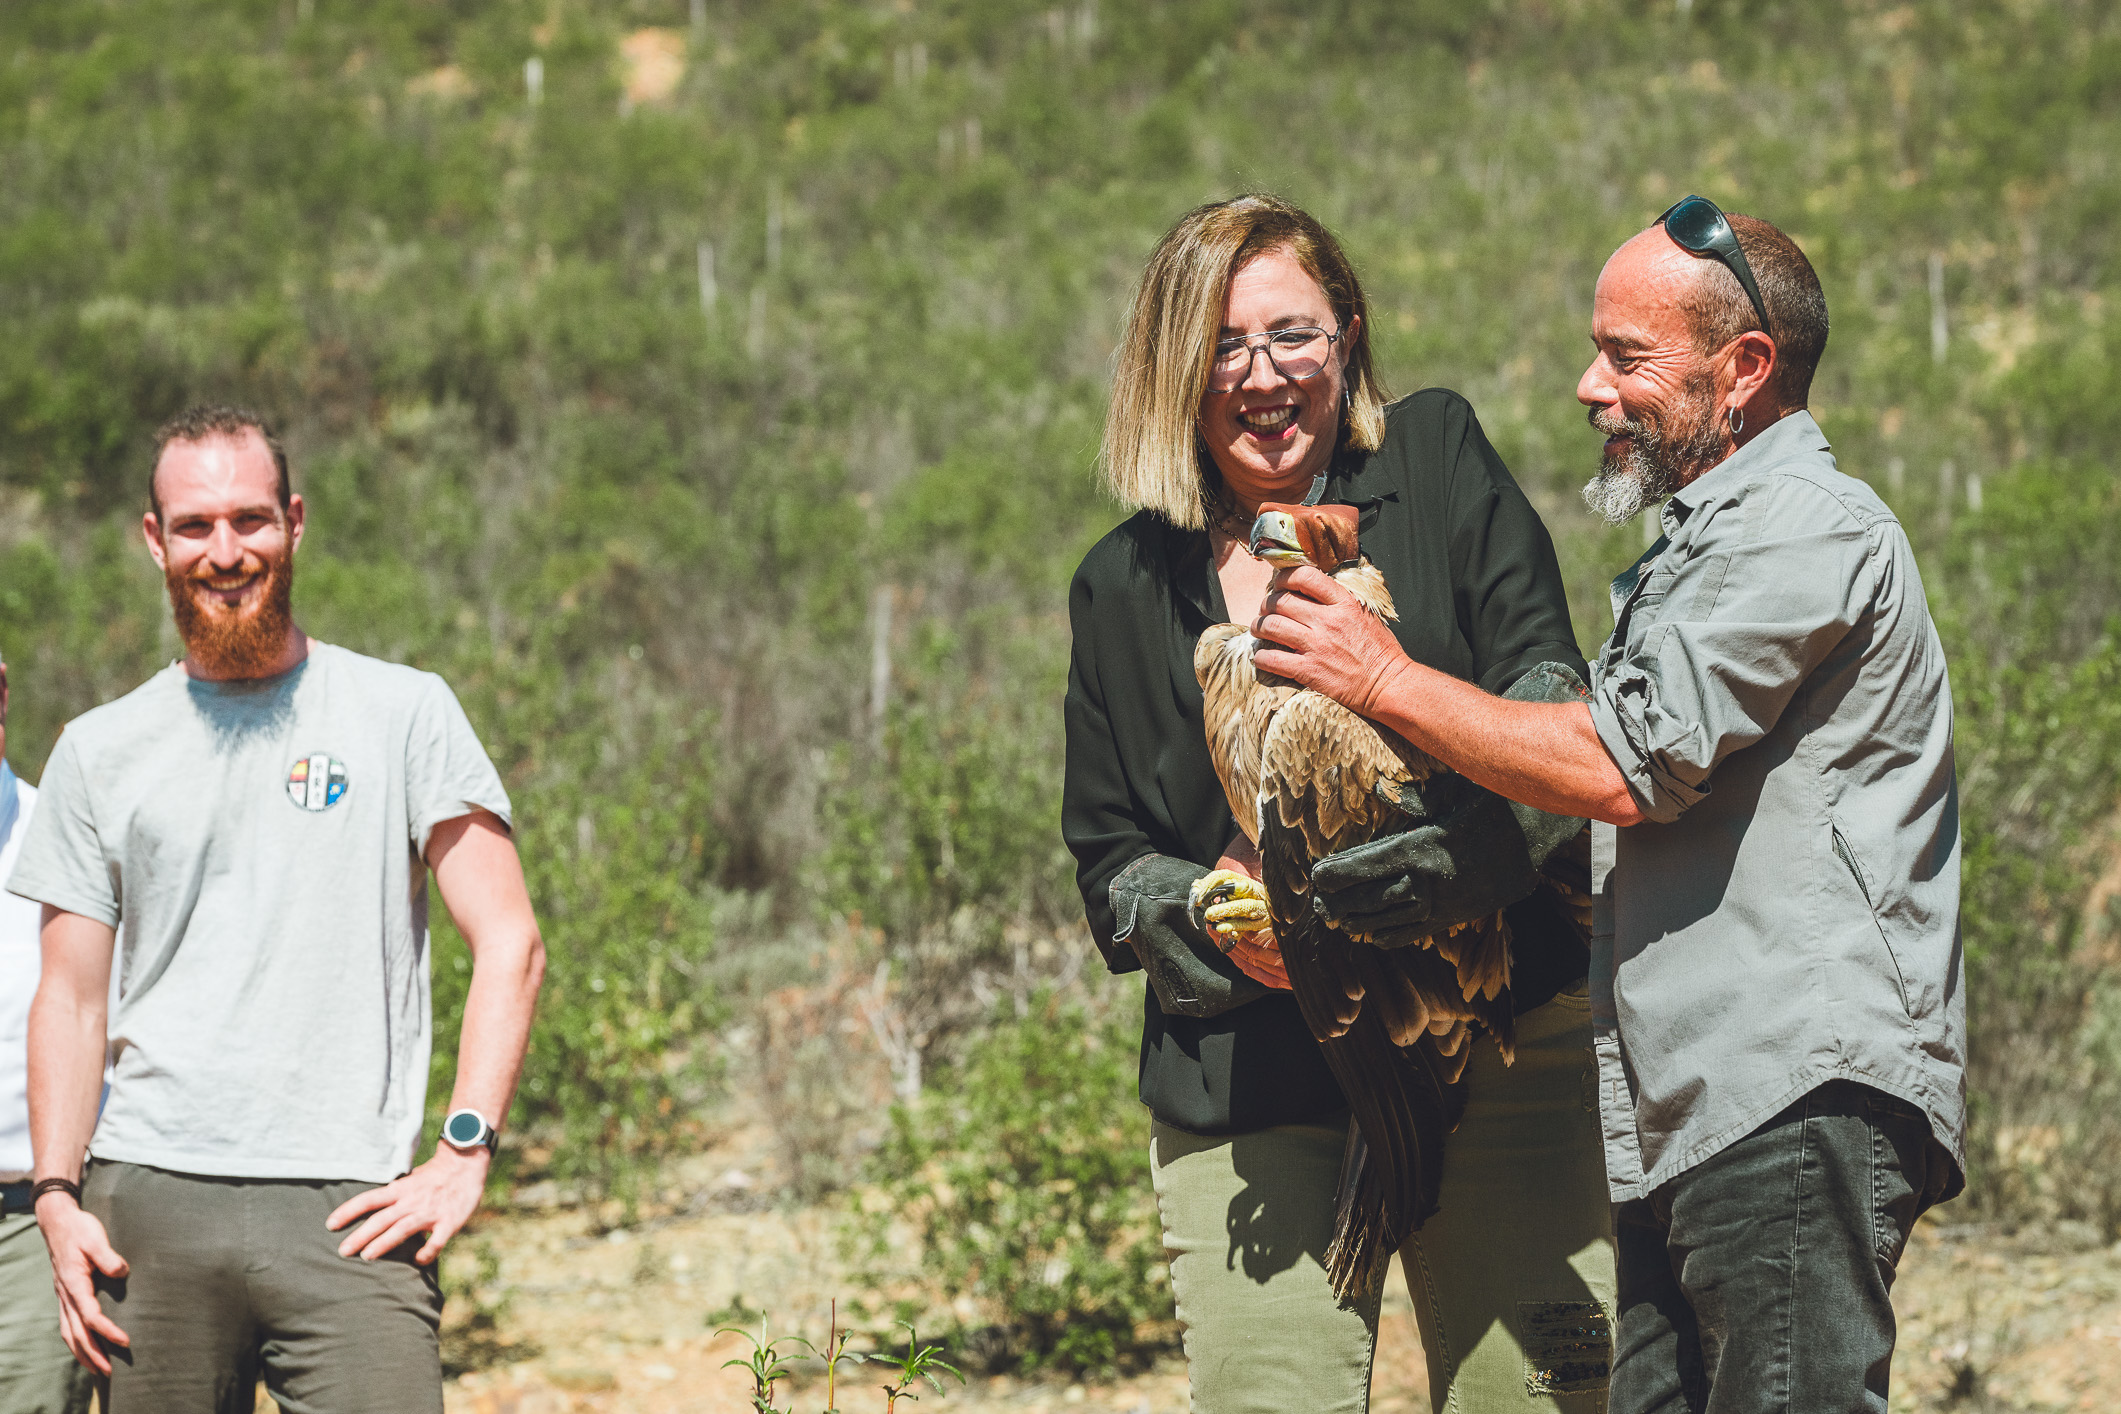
[0,645,93,1413]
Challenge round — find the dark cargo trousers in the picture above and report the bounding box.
[83,1162,444,1414]
[1609,1081,1952,1414]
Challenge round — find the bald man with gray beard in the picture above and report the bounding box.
[1256,199,1964,1412]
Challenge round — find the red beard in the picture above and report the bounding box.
[165,543,297,678]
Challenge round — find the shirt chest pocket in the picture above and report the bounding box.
[1610,567,1677,654]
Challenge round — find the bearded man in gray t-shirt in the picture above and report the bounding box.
[7,407,546,1412]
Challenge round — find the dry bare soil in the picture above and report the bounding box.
[420,1123,2121,1414]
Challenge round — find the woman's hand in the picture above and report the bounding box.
[1250,564,1417,721]
[1211,834,1289,991]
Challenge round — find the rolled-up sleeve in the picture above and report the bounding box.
[1590,484,1871,824]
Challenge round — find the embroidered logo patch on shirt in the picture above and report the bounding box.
[286,753,350,812]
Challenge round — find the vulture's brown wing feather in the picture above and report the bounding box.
[1194,626,1297,847]
[1261,816,1465,1293]
[1256,694,1518,1041]
[1258,691,1433,888]
[1254,693,1469,1292]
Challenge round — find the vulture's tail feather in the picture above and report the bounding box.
[1324,1122,1393,1296]
[1261,817,1469,1302]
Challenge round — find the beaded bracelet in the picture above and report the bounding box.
[29,1177,82,1205]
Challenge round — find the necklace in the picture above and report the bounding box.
[1206,488,1253,540]
[1213,498,1255,542]
[1205,470,1332,540]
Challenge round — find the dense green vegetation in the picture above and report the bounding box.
[849,994,1167,1375]
[4,0,2120,1353]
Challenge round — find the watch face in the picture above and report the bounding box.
[445,1111,487,1146]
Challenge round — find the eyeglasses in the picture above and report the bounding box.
[1658,195,1771,339]
[1207,325,1341,393]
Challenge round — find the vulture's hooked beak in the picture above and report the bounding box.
[1249,510,1308,566]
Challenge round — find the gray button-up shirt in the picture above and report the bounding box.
[1585,409,1965,1203]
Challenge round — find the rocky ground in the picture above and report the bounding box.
[425,1116,1434,1414]
[1890,1218,2121,1412]
[433,1203,1435,1414]
[393,1118,2121,1414]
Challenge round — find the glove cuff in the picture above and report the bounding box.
[1109,853,1209,942]
[1501,660,1590,706]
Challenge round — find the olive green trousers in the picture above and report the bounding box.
[83,1162,444,1414]
[1149,985,1615,1412]
[0,1209,93,1414]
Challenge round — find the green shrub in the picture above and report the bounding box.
[847,991,1172,1376]
[424,665,726,1202]
[1934,457,2121,1227]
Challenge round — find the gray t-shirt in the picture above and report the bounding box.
[5,643,511,1183]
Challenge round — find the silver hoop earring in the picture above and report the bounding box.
[1727,405,1745,437]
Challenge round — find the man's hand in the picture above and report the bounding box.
[35,1193,129,1374]
[326,1145,490,1266]
[1255,569,1645,827]
[28,906,122,1372]
[1250,564,1418,721]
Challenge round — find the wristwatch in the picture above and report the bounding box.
[439,1108,499,1154]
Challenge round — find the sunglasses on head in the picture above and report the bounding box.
[1659,194,1771,340]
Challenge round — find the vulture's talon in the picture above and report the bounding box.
[1206,901,1273,932]
[1191,870,1273,944]
[1208,921,1276,956]
[1190,868,1266,912]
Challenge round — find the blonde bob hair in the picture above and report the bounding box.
[1100,194,1389,530]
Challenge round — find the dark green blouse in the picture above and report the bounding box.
[1062,389,1589,1135]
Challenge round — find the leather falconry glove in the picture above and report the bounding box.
[1108,853,1271,1019]
[1308,661,1593,948]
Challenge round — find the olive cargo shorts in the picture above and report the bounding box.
[82,1162,444,1414]
[1150,985,1616,1412]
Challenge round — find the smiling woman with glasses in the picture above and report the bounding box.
[1063,194,1616,1412]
